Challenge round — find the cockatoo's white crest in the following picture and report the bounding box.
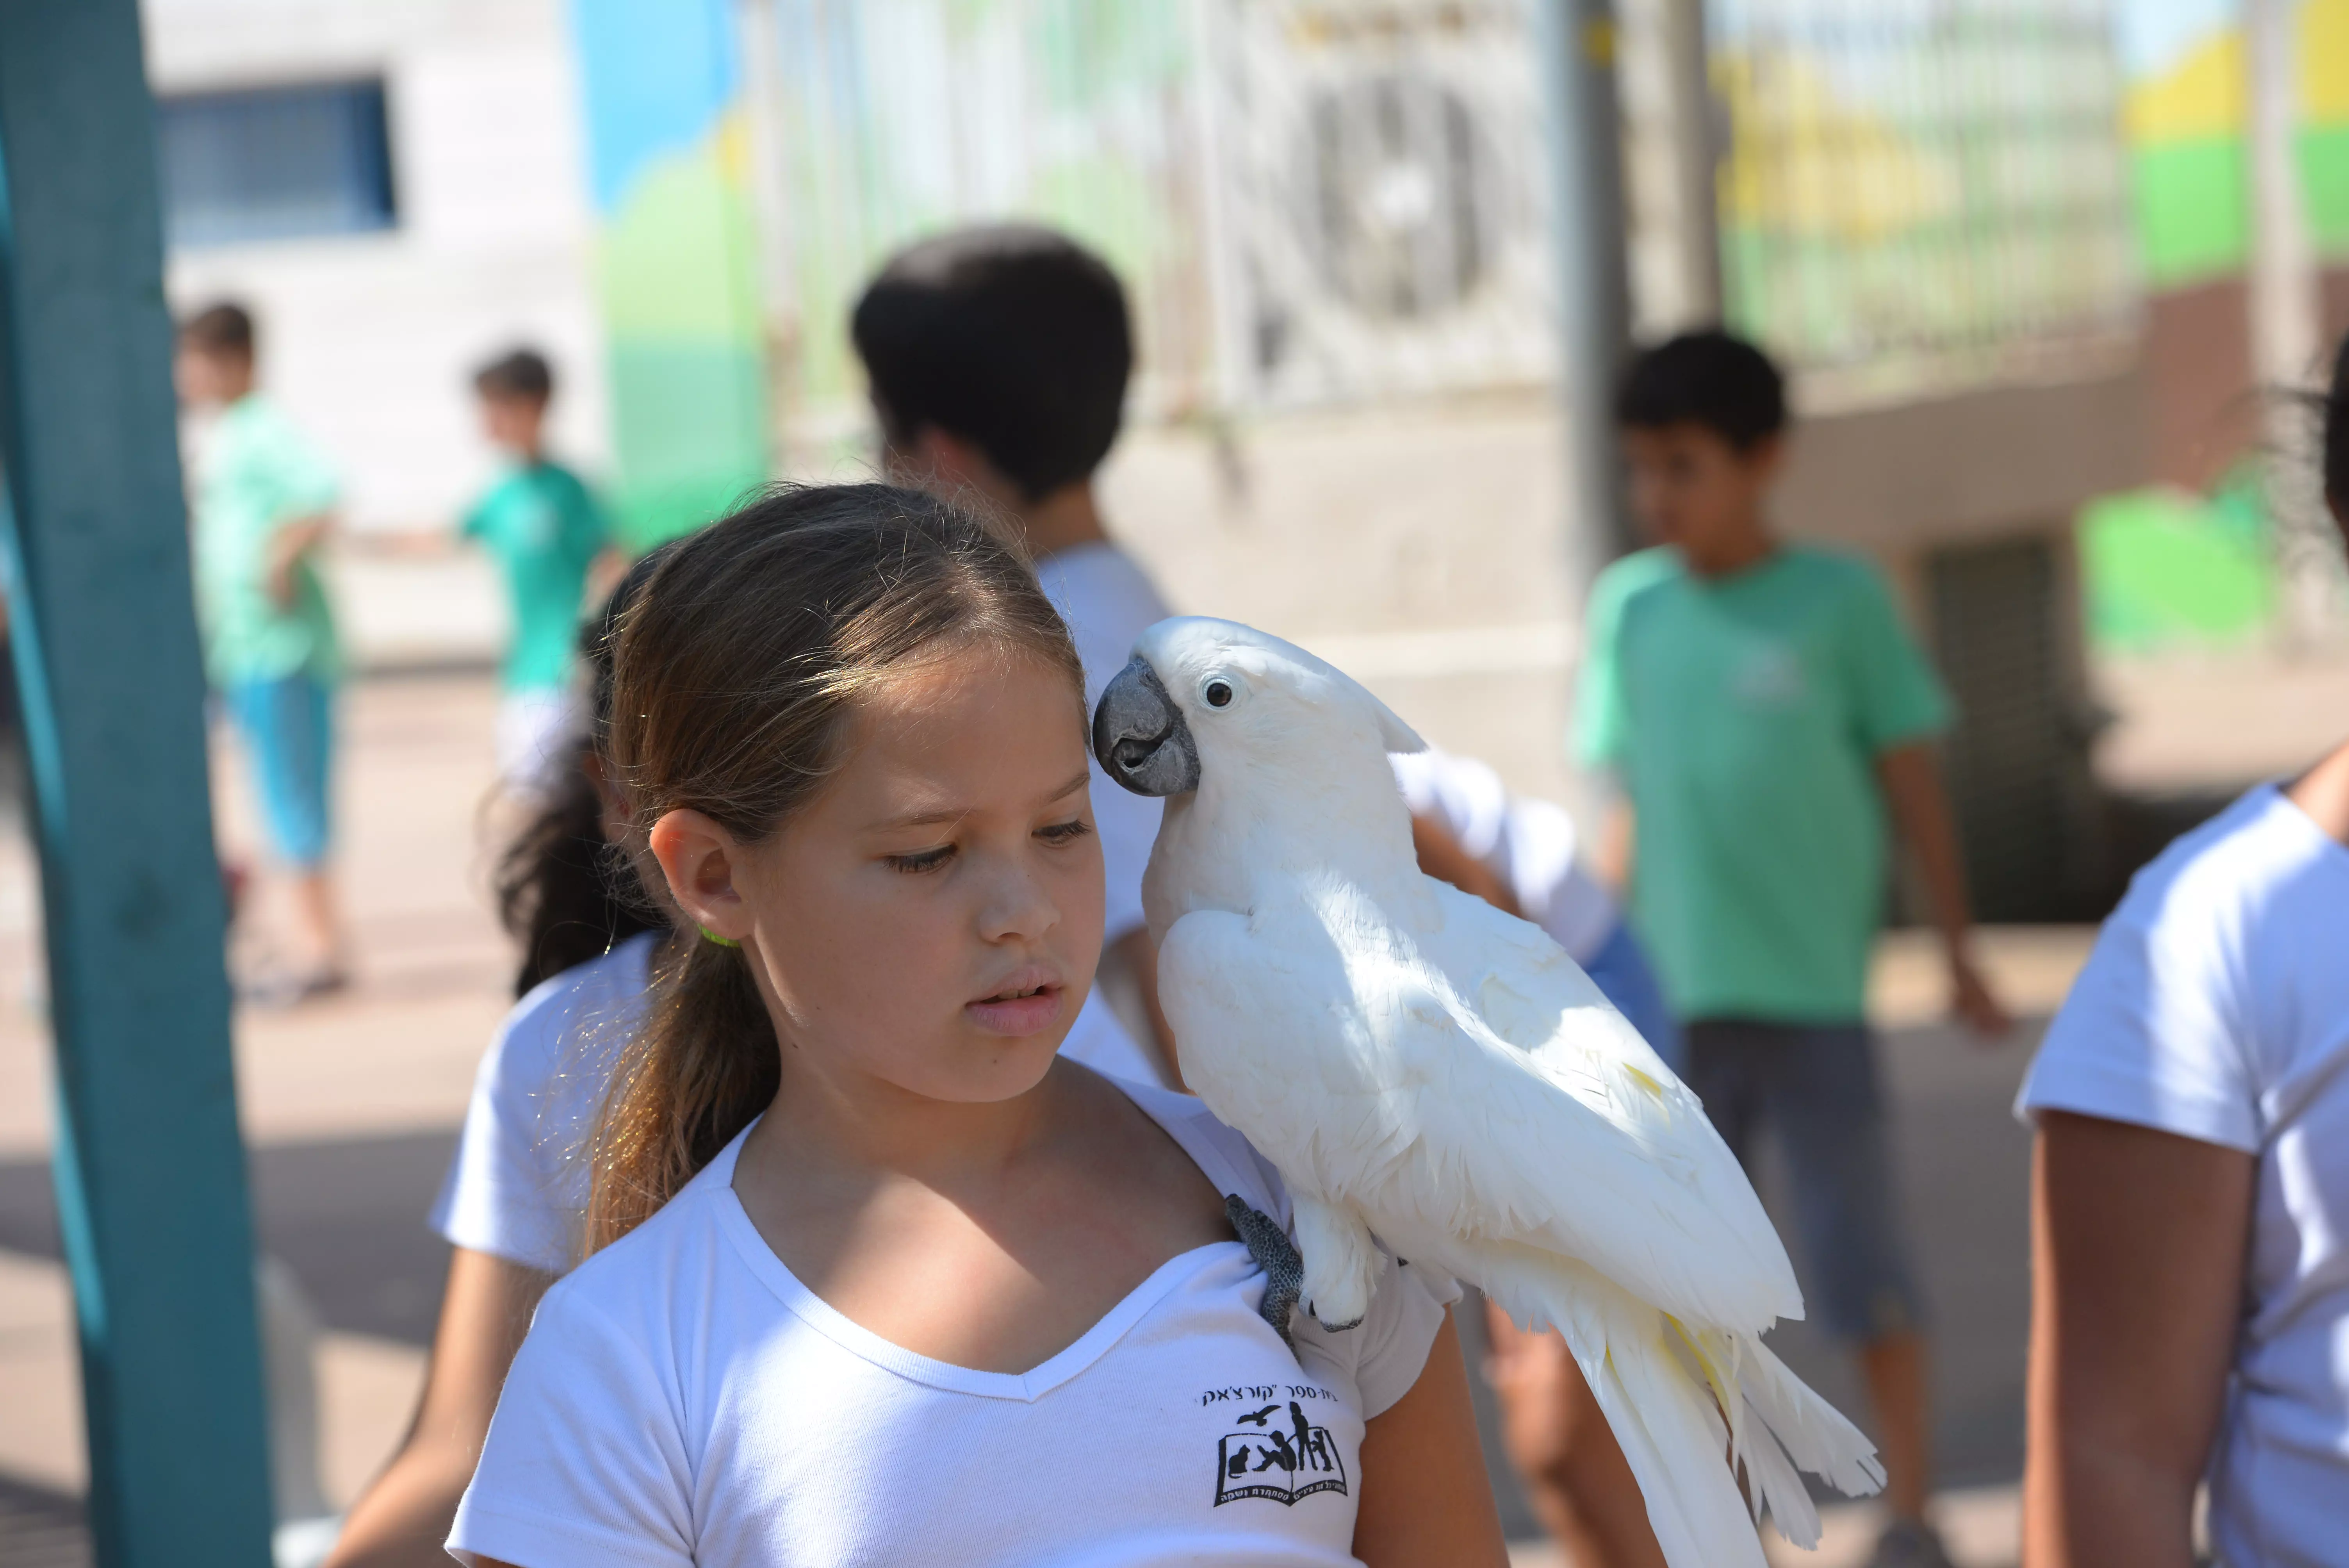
[1095,615,1884,1568]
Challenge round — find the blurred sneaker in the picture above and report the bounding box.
[240,964,349,1010]
[1869,1518,1956,1568]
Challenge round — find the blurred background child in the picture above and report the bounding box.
[852,225,1180,1084]
[460,348,616,797]
[176,301,349,1004]
[1578,329,2008,1568]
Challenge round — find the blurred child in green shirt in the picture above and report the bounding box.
[177,302,347,1002]
[462,349,613,795]
[1575,330,2008,1568]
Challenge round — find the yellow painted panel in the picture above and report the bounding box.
[2125,29,2242,144]
[2305,0,2349,123]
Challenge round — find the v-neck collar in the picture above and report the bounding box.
[707,1075,1265,1403]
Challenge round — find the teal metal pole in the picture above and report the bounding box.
[1536,0,1638,591]
[0,1,276,1563]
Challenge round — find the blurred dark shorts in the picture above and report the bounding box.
[1683,1019,1922,1343]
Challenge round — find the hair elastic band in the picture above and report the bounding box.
[700,927,740,948]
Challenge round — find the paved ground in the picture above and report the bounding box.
[0,602,2338,1565]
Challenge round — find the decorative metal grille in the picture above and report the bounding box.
[738,0,1556,422]
[1198,0,1555,406]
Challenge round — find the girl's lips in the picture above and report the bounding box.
[964,984,1064,1036]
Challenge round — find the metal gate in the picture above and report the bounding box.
[1712,0,2138,403]
[1927,535,2101,920]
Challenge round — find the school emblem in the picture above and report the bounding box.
[1214,1400,1348,1506]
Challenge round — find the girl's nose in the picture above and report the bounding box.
[975,857,1059,944]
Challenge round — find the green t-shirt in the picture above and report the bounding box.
[191,395,342,687]
[1575,545,1952,1024]
[463,461,609,693]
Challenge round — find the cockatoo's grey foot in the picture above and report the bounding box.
[1225,1195,1302,1351]
[1293,1194,1377,1331]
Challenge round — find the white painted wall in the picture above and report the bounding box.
[144,0,609,536]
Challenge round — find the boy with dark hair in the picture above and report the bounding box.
[176,300,348,1001]
[852,225,1178,1080]
[1575,327,2007,1568]
[461,347,613,794]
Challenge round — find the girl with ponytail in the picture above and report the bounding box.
[450,483,1504,1568]
[331,554,674,1568]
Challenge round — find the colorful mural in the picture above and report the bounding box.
[2082,0,2349,650]
[2118,0,2349,287]
[753,0,1204,433]
[1709,0,2137,392]
[570,0,770,548]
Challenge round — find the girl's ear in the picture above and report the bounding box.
[648,808,749,941]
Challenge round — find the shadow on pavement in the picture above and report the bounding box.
[0,1473,86,1568]
[0,1130,459,1347]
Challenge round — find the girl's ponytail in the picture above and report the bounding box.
[582,483,1081,1253]
[586,934,779,1250]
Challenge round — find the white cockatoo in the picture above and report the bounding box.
[1092,616,1883,1567]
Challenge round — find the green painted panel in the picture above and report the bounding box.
[2299,124,2349,255]
[2132,137,2249,287]
[605,340,768,549]
[597,133,766,340]
[2078,483,2275,651]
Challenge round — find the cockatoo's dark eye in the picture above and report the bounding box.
[1204,679,1235,709]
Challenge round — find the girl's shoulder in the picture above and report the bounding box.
[1086,1069,1293,1229]
[536,1121,756,1322]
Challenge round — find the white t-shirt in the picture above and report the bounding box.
[449,1075,1458,1568]
[1388,747,1617,962]
[434,935,1158,1275]
[2017,783,2349,1568]
[1037,541,1171,946]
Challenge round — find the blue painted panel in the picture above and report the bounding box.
[570,0,739,214]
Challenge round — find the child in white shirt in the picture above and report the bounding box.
[2015,336,2349,1568]
[330,553,1150,1568]
[449,484,1505,1567]
[854,225,1181,1082]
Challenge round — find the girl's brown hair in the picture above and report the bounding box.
[584,483,1083,1251]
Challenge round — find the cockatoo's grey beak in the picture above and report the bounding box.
[1093,656,1200,796]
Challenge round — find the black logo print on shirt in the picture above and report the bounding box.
[1214,1399,1348,1506]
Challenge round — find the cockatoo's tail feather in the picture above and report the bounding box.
[1100,617,1883,1568]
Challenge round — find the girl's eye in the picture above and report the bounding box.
[886,845,955,874]
[1037,819,1093,846]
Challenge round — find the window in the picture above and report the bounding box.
[157,80,397,247]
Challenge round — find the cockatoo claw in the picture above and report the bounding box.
[1225,1194,1303,1354]
[1308,1306,1363,1332]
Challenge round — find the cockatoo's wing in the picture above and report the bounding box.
[1160,884,1803,1335]
[1411,877,1797,1304]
